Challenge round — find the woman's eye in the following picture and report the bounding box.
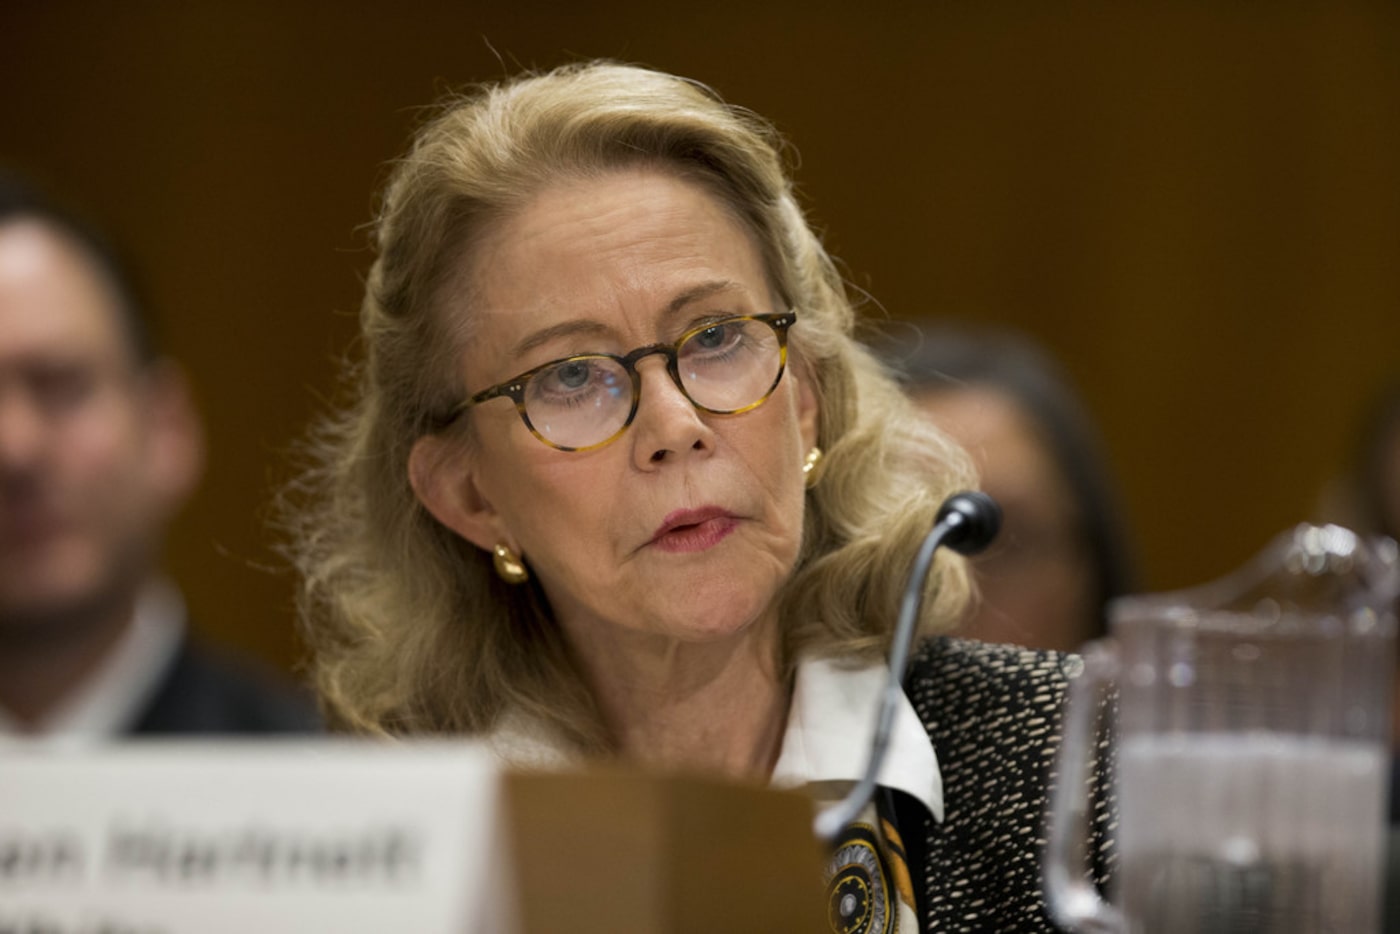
[554,360,592,390]
[688,319,753,357]
[534,358,611,401]
[692,324,732,351]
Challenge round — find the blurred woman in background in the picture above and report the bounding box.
[879,322,1138,652]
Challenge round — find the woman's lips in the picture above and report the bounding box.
[649,507,739,554]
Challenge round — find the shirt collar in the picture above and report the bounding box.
[770,656,943,823]
[0,580,185,745]
[486,708,577,770]
[485,655,943,824]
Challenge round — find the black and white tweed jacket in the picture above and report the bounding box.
[896,636,1116,933]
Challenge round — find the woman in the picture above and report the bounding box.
[286,61,1110,931]
[877,322,1138,652]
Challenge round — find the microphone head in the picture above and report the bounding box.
[935,491,1002,555]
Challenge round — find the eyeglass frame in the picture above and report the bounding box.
[438,310,797,452]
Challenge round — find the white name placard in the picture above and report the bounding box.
[0,741,516,934]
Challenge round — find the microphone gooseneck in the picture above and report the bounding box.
[812,490,1002,844]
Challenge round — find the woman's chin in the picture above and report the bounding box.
[648,595,781,646]
[582,591,779,649]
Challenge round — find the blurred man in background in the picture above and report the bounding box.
[0,173,319,741]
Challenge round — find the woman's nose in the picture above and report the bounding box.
[628,356,712,467]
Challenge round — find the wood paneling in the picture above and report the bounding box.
[3,3,1396,669]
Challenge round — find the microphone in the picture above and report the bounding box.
[813,490,1002,843]
[934,490,1002,556]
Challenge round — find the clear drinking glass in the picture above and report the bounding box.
[1045,524,1400,933]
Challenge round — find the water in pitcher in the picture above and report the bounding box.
[1116,733,1387,933]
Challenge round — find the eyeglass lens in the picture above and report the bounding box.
[523,317,782,449]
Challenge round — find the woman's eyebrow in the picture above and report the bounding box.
[509,320,612,360]
[664,280,744,317]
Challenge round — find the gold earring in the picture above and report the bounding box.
[802,446,824,488]
[492,543,529,585]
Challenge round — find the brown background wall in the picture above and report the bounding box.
[3,2,1397,674]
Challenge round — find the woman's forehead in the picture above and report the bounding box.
[450,170,773,352]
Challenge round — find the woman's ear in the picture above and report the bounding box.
[408,434,503,554]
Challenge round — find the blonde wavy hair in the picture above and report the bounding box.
[284,61,975,750]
